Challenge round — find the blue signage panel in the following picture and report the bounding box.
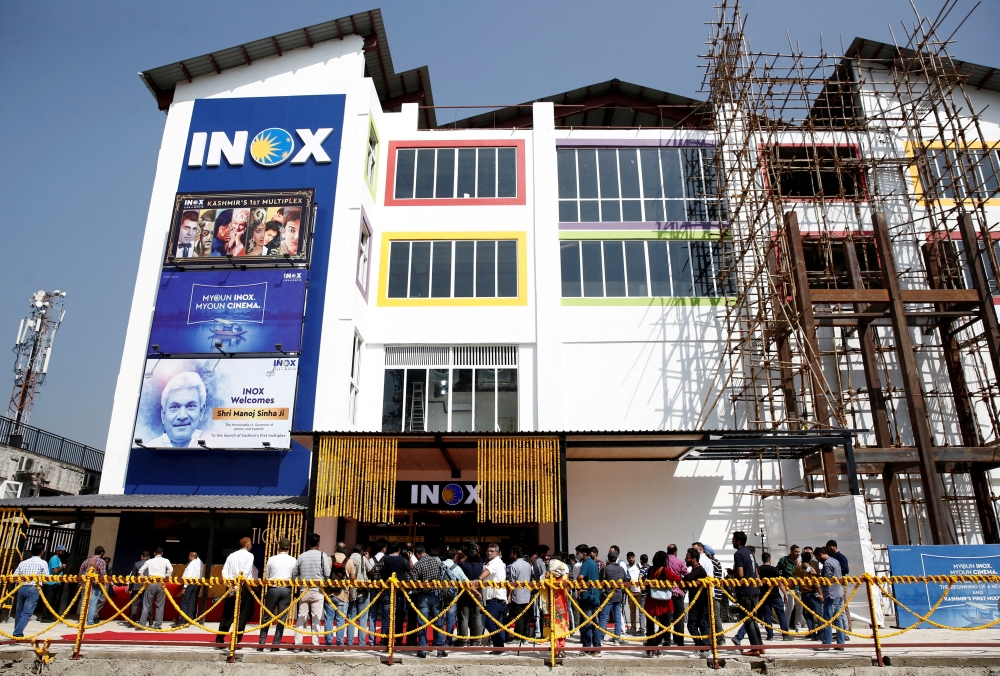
[887,544,1000,628]
[149,269,307,355]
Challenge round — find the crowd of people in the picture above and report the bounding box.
[8,531,852,658]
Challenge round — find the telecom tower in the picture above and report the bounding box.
[7,290,67,424]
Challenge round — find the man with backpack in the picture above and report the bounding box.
[440,547,468,645]
[411,545,448,658]
[369,539,388,645]
[506,545,534,644]
[348,544,374,647]
[323,541,356,646]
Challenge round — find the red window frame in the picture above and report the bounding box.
[759,143,870,203]
[384,139,527,207]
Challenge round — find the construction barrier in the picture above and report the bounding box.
[1,572,999,668]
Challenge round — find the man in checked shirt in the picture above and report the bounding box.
[79,545,108,627]
[13,542,49,637]
[411,545,448,658]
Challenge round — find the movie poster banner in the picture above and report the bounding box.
[133,358,298,450]
[165,189,313,265]
[149,269,306,355]
[887,544,1000,628]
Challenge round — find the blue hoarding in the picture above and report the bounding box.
[149,269,307,355]
[887,544,1000,628]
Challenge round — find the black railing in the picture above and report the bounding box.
[0,415,104,473]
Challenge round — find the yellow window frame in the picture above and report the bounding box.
[906,140,1000,207]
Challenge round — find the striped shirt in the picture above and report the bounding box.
[293,549,330,581]
[15,556,50,586]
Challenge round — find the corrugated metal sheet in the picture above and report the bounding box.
[0,494,307,511]
[844,37,999,93]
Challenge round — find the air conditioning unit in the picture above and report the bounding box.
[16,457,34,473]
[0,481,23,499]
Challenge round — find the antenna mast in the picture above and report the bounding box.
[8,290,67,424]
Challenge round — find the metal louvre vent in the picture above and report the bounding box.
[454,345,517,367]
[384,345,517,367]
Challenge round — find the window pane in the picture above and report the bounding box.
[686,199,707,221]
[644,199,665,221]
[683,148,704,202]
[452,369,473,432]
[427,368,450,432]
[476,240,496,297]
[435,148,455,198]
[454,241,474,297]
[648,241,672,296]
[415,149,435,198]
[712,241,736,296]
[409,241,430,298]
[582,241,604,297]
[394,149,415,199]
[559,201,579,222]
[598,149,620,198]
[457,149,476,198]
[624,240,648,296]
[560,241,582,297]
[603,241,626,297]
[387,241,410,298]
[496,368,518,433]
[670,241,694,296]
[498,147,517,197]
[431,241,452,298]
[474,368,495,432]
[622,200,642,221]
[691,241,715,296]
[665,200,686,221]
[578,149,598,198]
[580,200,600,222]
[661,149,684,198]
[987,150,1000,197]
[404,369,427,431]
[381,369,404,432]
[601,200,621,222]
[497,240,518,297]
[619,149,641,198]
[557,149,578,199]
[478,148,497,198]
[640,149,663,198]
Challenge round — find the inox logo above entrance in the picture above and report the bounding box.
[186,127,334,168]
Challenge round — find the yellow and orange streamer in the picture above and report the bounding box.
[477,436,561,523]
[263,510,304,561]
[315,436,397,523]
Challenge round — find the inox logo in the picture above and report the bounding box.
[283,272,303,281]
[187,128,333,168]
[273,359,297,367]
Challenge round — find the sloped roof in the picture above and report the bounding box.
[844,37,1000,93]
[139,8,437,128]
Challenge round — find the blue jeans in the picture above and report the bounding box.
[415,592,446,649]
[802,594,823,638]
[483,598,507,648]
[445,598,458,645]
[347,590,371,646]
[13,586,39,637]
[324,597,348,645]
[736,592,788,641]
[598,599,624,641]
[579,598,602,648]
[822,597,845,645]
[86,588,103,626]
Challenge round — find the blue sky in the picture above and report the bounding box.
[1,0,997,448]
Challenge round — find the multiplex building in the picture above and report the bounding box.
[7,6,1000,578]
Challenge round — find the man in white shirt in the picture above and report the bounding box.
[624,551,643,634]
[258,537,296,649]
[215,537,256,646]
[138,547,172,629]
[176,550,203,626]
[478,542,508,653]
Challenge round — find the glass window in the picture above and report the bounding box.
[498,147,517,197]
[436,148,455,198]
[557,149,578,198]
[457,149,476,198]
[496,368,518,432]
[454,241,475,297]
[670,241,694,297]
[648,241,672,296]
[624,240,648,296]
[415,149,435,198]
[478,148,497,198]
[404,369,427,432]
[431,241,452,297]
[381,369,404,432]
[357,223,370,290]
[560,241,582,297]
[497,241,518,297]
[603,241,626,297]
[387,241,410,298]
[426,368,450,432]
[476,241,496,297]
[578,150,599,198]
[395,149,415,199]
[475,369,496,432]
[366,126,378,188]
[452,369,473,432]
[691,241,715,296]
[582,241,604,297]
[409,242,431,298]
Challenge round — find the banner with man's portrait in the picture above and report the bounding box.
[165,190,313,265]
[133,358,298,450]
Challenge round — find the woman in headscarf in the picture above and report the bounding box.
[644,550,682,657]
[539,558,571,658]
